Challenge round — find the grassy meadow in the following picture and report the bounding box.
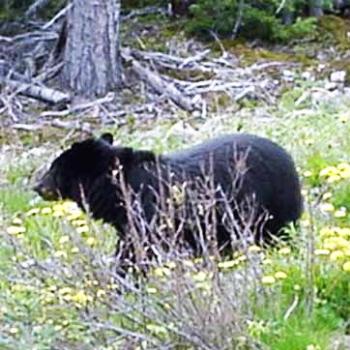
[1,76,350,349]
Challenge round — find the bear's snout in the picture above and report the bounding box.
[33,179,59,201]
[31,162,61,201]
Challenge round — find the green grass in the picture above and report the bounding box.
[0,186,33,215]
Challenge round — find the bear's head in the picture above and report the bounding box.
[34,133,156,205]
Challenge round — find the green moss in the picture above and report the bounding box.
[213,93,234,111]
[317,15,350,50]
[214,41,313,66]
[166,69,215,82]
[121,0,163,10]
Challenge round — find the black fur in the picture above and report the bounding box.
[34,133,303,266]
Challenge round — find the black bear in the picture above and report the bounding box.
[34,133,302,267]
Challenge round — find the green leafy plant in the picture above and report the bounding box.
[186,0,317,42]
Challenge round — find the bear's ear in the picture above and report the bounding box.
[100,133,114,144]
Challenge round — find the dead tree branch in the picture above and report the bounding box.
[1,79,70,104]
[122,50,199,112]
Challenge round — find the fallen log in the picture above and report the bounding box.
[1,78,70,105]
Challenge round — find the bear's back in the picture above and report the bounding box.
[163,133,302,232]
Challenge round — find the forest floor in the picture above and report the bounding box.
[1,12,350,350]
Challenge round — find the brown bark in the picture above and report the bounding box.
[62,0,121,98]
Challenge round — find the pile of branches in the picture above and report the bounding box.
[0,5,299,131]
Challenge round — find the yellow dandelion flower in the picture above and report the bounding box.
[71,290,91,306]
[274,271,287,279]
[96,289,106,298]
[342,261,350,272]
[146,287,158,294]
[146,324,168,335]
[322,192,332,200]
[41,207,53,215]
[294,284,301,291]
[195,281,211,292]
[52,204,65,217]
[193,257,205,264]
[8,327,19,335]
[306,345,319,350]
[333,236,349,248]
[71,219,87,227]
[26,208,40,216]
[337,227,350,237]
[109,283,119,290]
[330,175,342,183]
[54,250,67,259]
[12,218,23,225]
[86,237,96,246]
[66,213,83,221]
[323,237,347,250]
[12,284,25,292]
[53,203,64,211]
[248,245,261,253]
[261,275,276,285]
[182,260,194,268]
[193,271,209,282]
[47,285,57,292]
[262,258,273,265]
[334,207,347,218]
[59,235,70,245]
[338,162,350,170]
[338,115,349,123]
[76,225,89,234]
[330,250,344,261]
[6,226,26,235]
[237,255,247,263]
[218,260,237,269]
[153,267,171,278]
[61,201,80,213]
[344,249,350,257]
[337,163,350,179]
[314,249,330,256]
[165,261,176,269]
[301,189,309,197]
[279,247,291,255]
[323,241,337,251]
[305,139,314,146]
[319,166,338,178]
[319,227,334,238]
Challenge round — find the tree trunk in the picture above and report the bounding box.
[309,0,324,17]
[282,8,294,25]
[62,0,121,98]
